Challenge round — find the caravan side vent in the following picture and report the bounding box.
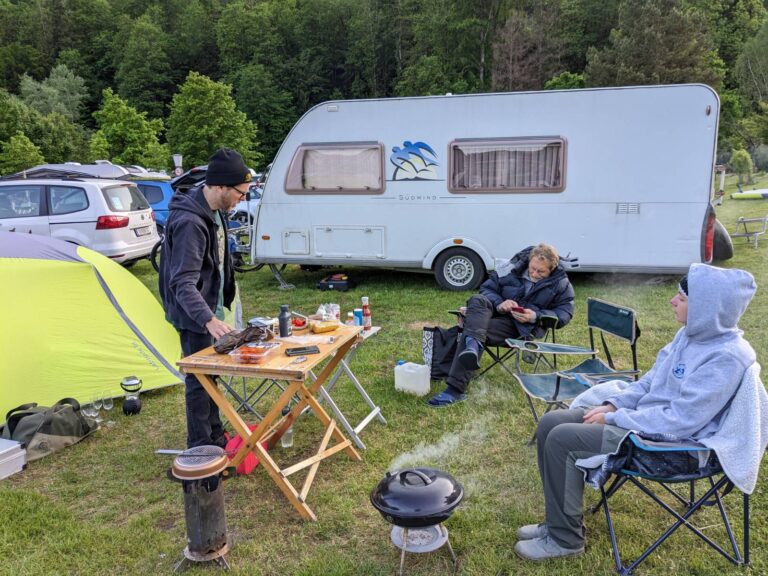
[616,203,640,215]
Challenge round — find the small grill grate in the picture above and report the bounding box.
[172,446,228,480]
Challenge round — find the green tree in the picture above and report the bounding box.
[114,14,174,118]
[730,148,754,184]
[686,0,766,86]
[544,71,585,90]
[87,131,110,162]
[37,113,89,164]
[395,55,469,96]
[92,88,168,168]
[733,19,768,110]
[229,63,296,165]
[585,0,725,90]
[0,42,45,93]
[19,64,88,122]
[0,132,44,176]
[166,72,259,168]
[491,5,564,92]
[558,0,620,72]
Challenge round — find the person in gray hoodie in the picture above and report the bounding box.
[515,263,756,561]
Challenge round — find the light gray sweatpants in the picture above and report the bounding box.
[535,409,628,549]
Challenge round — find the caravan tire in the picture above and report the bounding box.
[434,248,485,291]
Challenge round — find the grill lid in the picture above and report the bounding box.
[370,468,463,522]
[172,446,228,480]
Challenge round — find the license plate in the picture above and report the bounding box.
[135,226,152,237]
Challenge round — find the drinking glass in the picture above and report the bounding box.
[101,392,115,426]
[82,402,99,425]
[91,395,103,424]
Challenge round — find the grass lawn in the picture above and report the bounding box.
[3,173,768,575]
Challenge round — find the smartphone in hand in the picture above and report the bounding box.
[511,306,525,313]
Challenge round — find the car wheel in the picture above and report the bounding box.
[434,247,485,291]
[712,219,733,261]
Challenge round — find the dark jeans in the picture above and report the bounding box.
[180,329,224,448]
[446,294,521,393]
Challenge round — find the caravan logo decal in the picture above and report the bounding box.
[390,141,439,181]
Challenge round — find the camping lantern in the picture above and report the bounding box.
[120,376,143,415]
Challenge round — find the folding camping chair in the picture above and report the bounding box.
[588,361,765,574]
[592,434,751,575]
[730,215,768,248]
[506,298,641,426]
[448,309,561,379]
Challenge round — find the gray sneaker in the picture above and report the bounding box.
[516,523,547,540]
[514,535,584,561]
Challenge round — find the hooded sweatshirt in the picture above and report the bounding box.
[158,185,235,333]
[603,264,756,441]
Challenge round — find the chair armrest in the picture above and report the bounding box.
[537,314,560,330]
[628,433,709,452]
[505,338,595,356]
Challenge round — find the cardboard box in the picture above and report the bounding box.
[0,438,26,480]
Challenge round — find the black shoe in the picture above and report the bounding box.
[458,337,481,370]
[427,387,468,407]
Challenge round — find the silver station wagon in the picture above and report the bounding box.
[0,176,159,265]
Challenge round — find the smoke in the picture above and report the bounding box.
[387,416,490,472]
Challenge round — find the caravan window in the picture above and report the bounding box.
[285,143,385,194]
[449,137,566,193]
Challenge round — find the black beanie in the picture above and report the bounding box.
[205,148,252,186]
[679,274,688,295]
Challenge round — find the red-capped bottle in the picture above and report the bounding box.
[361,296,372,330]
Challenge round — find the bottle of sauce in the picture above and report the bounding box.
[346,312,355,326]
[361,296,372,331]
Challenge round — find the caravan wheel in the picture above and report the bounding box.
[434,247,485,291]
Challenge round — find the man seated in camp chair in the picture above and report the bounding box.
[428,243,575,407]
[515,264,756,561]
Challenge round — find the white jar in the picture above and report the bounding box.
[394,362,431,396]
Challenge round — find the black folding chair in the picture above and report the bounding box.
[506,298,641,425]
[448,309,561,380]
[592,433,751,575]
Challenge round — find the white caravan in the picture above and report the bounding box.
[252,84,723,290]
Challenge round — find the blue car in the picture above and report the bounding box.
[133,179,175,234]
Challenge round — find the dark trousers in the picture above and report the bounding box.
[535,409,627,549]
[446,294,520,393]
[180,329,224,448]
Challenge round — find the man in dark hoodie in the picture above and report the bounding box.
[428,243,575,407]
[159,148,251,448]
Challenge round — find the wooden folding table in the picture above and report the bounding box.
[177,325,364,521]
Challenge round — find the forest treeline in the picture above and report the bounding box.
[1,0,768,177]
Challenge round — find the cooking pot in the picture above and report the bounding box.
[370,467,464,528]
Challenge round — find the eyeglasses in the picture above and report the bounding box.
[226,186,248,200]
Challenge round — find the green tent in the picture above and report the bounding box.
[0,233,182,419]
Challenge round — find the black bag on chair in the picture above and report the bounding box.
[422,326,460,380]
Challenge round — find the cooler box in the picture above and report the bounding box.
[317,274,355,291]
[0,439,26,480]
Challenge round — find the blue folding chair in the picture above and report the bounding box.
[592,433,751,575]
[506,298,641,425]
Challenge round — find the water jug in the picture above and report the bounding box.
[394,362,431,396]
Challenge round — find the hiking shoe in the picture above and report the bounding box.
[514,535,584,561]
[458,337,481,370]
[427,387,467,407]
[516,523,548,540]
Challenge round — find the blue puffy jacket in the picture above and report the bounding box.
[479,246,575,338]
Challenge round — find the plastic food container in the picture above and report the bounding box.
[229,341,282,364]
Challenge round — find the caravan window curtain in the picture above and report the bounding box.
[449,137,566,193]
[286,143,385,194]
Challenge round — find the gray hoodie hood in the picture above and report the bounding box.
[686,263,756,342]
